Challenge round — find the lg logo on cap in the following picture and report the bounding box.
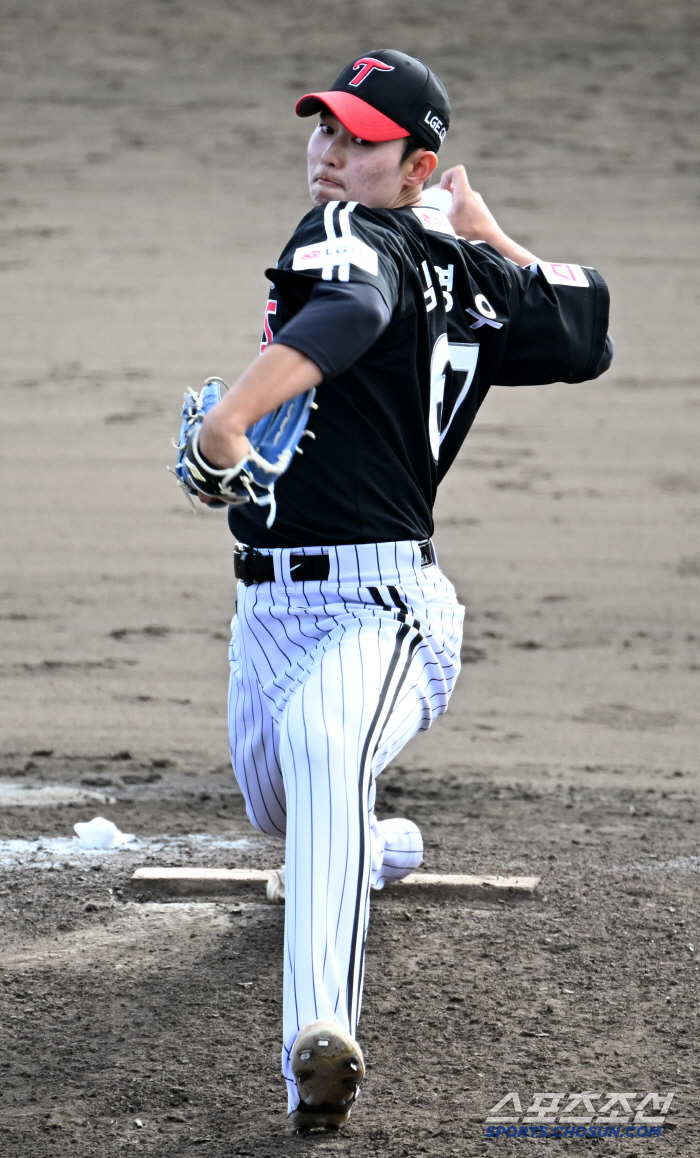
[349,58,395,86]
[422,107,447,142]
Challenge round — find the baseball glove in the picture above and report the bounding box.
[172,377,317,526]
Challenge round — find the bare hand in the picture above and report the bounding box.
[439,164,538,268]
[440,165,502,244]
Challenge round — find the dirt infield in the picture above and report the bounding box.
[1,1,699,1153]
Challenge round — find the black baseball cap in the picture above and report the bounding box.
[296,49,450,152]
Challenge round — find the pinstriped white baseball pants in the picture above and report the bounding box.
[227,540,464,1111]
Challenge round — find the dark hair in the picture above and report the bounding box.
[401,134,425,163]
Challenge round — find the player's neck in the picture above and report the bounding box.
[380,186,425,211]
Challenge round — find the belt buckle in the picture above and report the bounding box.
[234,547,254,585]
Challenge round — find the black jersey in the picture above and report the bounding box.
[228,200,610,548]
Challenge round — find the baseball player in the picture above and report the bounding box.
[182,49,612,1130]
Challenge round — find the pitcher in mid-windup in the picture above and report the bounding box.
[175,47,612,1131]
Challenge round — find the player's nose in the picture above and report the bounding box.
[321,137,345,166]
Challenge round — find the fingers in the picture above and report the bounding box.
[439,165,457,192]
[439,164,472,196]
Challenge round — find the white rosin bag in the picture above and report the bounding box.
[74,817,135,850]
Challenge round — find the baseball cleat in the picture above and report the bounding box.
[289,1020,365,1131]
[266,865,286,903]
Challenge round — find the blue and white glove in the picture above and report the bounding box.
[172,377,317,527]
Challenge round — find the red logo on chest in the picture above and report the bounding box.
[260,299,277,354]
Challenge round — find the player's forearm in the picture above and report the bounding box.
[199,344,322,467]
[478,230,537,269]
[440,164,537,268]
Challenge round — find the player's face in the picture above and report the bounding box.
[308,113,426,209]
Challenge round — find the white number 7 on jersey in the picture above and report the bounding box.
[428,337,480,460]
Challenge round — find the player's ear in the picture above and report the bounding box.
[404,149,438,188]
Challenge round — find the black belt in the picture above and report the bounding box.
[233,540,434,585]
[234,547,330,585]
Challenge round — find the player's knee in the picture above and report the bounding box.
[245,802,286,838]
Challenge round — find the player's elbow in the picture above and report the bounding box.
[591,333,614,379]
[362,291,392,335]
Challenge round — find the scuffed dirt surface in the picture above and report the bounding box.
[1,762,698,1155]
[1,0,700,1154]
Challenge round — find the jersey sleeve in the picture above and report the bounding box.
[272,282,391,381]
[492,255,611,386]
[265,202,402,318]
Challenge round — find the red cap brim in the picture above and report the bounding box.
[296,91,410,142]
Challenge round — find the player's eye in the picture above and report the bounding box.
[350,136,374,146]
[319,122,334,135]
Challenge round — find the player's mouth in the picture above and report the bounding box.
[313,172,345,192]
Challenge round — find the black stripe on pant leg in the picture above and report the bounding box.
[347,629,423,1032]
[346,624,409,1025]
[387,585,423,635]
[387,585,408,613]
[346,623,421,1030]
[377,632,423,747]
[368,586,392,611]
